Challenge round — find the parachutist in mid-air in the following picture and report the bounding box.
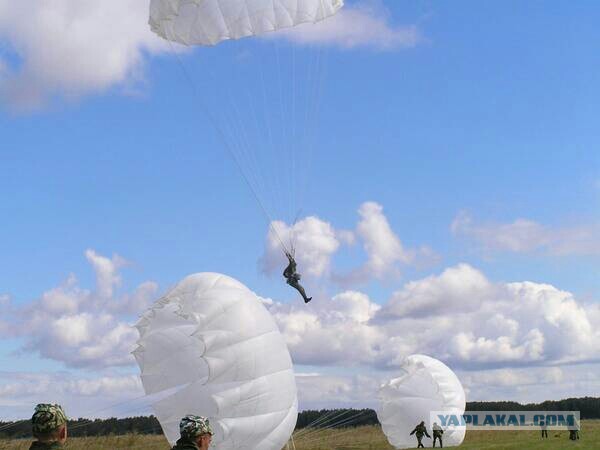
[283,251,312,303]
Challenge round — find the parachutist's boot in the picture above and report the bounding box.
[304,296,312,304]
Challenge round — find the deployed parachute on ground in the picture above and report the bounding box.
[377,354,466,449]
[134,273,297,449]
[148,0,344,256]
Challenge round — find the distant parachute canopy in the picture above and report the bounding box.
[134,273,297,449]
[149,0,344,46]
[377,354,466,449]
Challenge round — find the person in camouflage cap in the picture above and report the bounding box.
[171,415,214,450]
[30,404,68,449]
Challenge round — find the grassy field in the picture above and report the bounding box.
[0,420,597,450]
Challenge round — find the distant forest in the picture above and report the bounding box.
[1,397,598,439]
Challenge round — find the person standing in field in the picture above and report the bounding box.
[432,421,444,447]
[171,415,214,450]
[29,404,68,449]
[540,420,548,439]
[409,421,431,448]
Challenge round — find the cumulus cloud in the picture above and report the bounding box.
[452,211,600,256]
[298,363,600,409]
[377,264,495,318]
[333,202,440,285]
[274,1,422,50]
[4,250,157,368]
[0,0,168,111]
[266,264,600,370]
[260,216,344,278]
[295,373,381,411]
[0,0,421,111]
[459,364,600,403]
[268,290,382,366]
[261,202,439,286]
[85,249,127,299]
[0,372,146,420]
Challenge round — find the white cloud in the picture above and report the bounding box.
[273,1,422,50]
[459,364,600,403]
[0,372,146,420]
[333,202,439,285]
[265,264,600,370]
[294,363,600,410]
[2,244,600,413]
[295,373,381,411]
[0,0,422,111]
[0,0,168,111]
[269,290,383,366]
[85,249,127,300]
[5,250,157,368]
[261,216,343,278]
[377,263,493,318]
[0,293,10,306]
[357,202,412,273]
[261,201,440,288]
[452,211,600,256]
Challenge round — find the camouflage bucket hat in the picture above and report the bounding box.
[31,404,67,434]
[180,415,213,438]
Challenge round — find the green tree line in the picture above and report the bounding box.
[1,397,598,439]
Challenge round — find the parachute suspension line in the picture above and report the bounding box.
[292,409,345,439]
[291,38,297,238]
[290,36,330,254]
[293,408,368,441]
[164,39,290,255]
[273,38,295,254]
[292,409,353,440]
[295,410,371,445]
[258,48,286,229]
[291,0,332,251]
[274,39,292,227]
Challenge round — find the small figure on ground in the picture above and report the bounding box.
[409,421,431,448]
[540,420,548,439]
[171,415,213,450]
[283,251,312,303]
[30,404,68,450]
[432,421,444,447]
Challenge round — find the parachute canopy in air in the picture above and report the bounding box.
[134,273,297,449]
[150,0,344,46]
[377,354,466,449]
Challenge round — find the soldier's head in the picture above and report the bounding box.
[179,415,213,449]
[31,403,68,444]
[420,421,425,426]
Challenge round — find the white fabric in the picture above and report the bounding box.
[150,0,344,45]
[377,354,466,449]
[134,273,297,449]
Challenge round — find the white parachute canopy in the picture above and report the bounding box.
[150,0,344,46]
[377,354,466,449]
[134,273,298,449]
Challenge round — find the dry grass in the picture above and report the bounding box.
[0,420,597,449]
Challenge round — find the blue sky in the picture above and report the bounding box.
[1,0,599,420]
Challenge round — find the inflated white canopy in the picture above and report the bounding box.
[377,354,466,449]
[150,0,344,45]
[134,273,297,449]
